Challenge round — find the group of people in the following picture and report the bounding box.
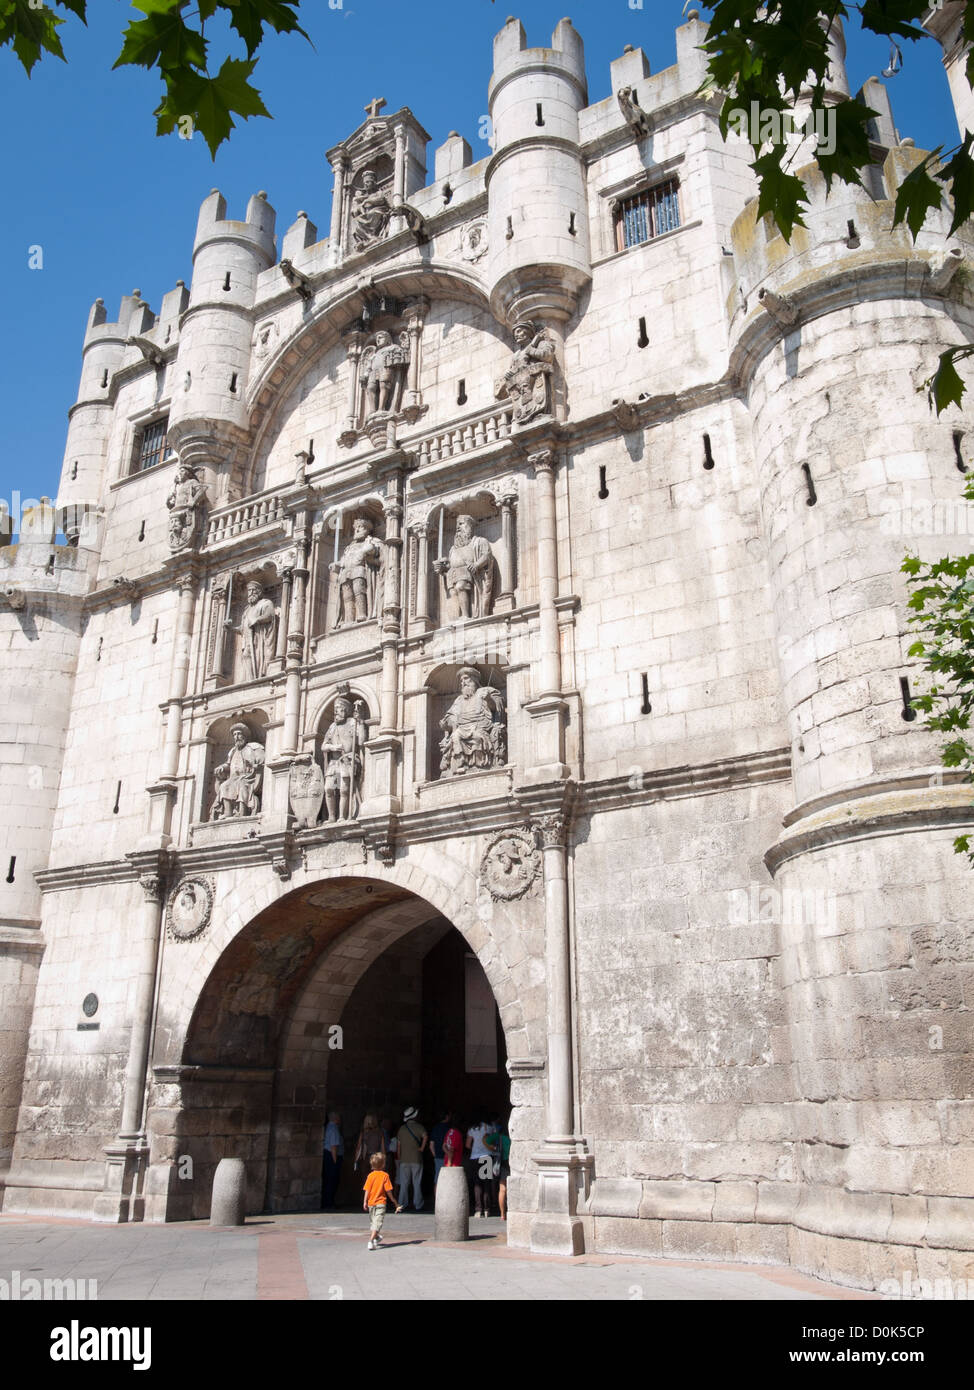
[321,1106,512,1222]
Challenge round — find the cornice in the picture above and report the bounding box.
[765,774,974,875]
[33,747,793,891]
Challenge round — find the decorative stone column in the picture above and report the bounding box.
[207,573,230,681]
[341,331,365,441]
[496,487,518,612]
[402,297,429,421]
[530,811,592,1255]
[143,560,198,845]
[281,511,311,756]
[360,482,403,817]
[271,566,292,675]
[95,859,168,1223]
[379,490,403,733]
[160,567,198,780]
[522,448,568,783]
[410,516,433,632]
[328,153,348,257]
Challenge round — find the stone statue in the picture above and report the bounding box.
[165,462,207,550]
[211,724,265,819]
[361,330,409,419]
[494,322,556,425]
[617,85,650,138]
[332,516,382,627]
[445,514,494,620]
[322,697,368,822]
[349,169,393,250]
[239,581,277,681]
[439,667,506,777]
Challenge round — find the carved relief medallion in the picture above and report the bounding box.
[459,219,488,262]
[480,827,542,901]
[167,876,215,941]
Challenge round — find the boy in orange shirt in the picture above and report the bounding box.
[363,1150,402,1250]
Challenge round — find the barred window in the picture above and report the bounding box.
[614,178,682,251]
[134,417,173,473]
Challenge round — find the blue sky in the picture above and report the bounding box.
[0,1,960,515]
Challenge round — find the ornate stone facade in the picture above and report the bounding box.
[1,13,973,1296]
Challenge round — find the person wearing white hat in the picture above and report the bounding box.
[395,1107,428,1211]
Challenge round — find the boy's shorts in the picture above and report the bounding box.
[369,1203,386,1235]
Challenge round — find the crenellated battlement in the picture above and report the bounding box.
[193,188,277,260]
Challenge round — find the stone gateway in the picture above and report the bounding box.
[0,13,973,1295]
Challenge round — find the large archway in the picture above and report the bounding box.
[146,874,518,1220]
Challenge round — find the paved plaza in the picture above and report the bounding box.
[0,1212,873,1301]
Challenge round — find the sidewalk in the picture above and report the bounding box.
[0,1211,874,1301]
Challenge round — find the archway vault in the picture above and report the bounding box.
[146,862,545,1221]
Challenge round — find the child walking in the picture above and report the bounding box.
[363,1150,402,1250]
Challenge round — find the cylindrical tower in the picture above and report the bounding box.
[167,189,276,490]
[732,150,974,1284]
[0,501,93,1179]
[56,293,150,544]
[485,15,591,375]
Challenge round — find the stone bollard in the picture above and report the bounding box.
[434,1164,469,1242]
[210,1157,247,1226]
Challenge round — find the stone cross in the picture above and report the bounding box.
[364,97,387,120]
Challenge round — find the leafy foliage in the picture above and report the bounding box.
[903,478,974,863]
[1,0,308,156]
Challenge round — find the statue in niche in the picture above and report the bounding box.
[349,169,394,250]
[165,461,207,550]
[322,696,368,822]
[332,516,383,627]
[239,581,277,680]
[439,667,506,777]
[211,723,265,819]
[494,322,556,426]
[361,330,409,420]
[445,514,494,620]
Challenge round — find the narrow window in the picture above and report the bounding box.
[899,676,917,722]
[222,272,231,291]
[801,462,817,506]
[598,465,609,499]
[640,673,652,714]
[954,430,967,474]
[535,103,545,127]
[636,317,649,348]
[134,417,173,474]
[457,379,467,406]
[703,434,715,470]
[615,178,681,252]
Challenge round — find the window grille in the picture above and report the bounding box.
[615,178,682,251]
[135,417,172,473]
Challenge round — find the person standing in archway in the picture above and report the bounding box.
[466,1114,494,1219]
[395,1107,428,1212]
[321,1110,344,1211]
[354,1113,386,1180]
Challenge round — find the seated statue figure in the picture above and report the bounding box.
[438,667,506,777]
[211,724,265,819]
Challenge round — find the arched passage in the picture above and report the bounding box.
[146,872,526,1221]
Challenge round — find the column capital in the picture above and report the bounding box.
[528,448,557,476]
[535,812,568,849]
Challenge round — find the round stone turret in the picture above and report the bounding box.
[485,17,592,328]
[166,189,277,474]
